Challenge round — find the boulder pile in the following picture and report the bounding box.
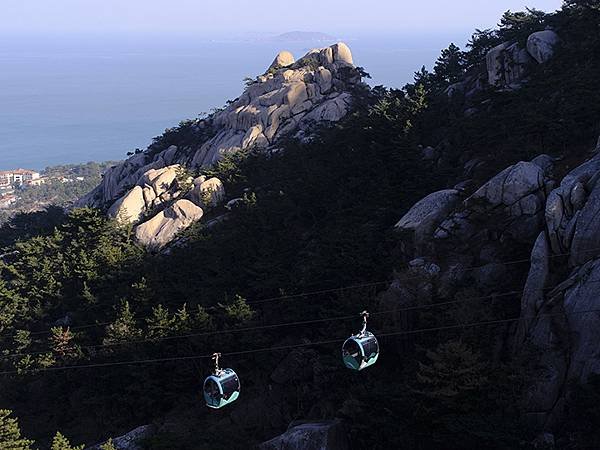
[79,43,363,248]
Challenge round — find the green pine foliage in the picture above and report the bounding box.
[223,295,254,323]
[193,305,214,331]
[103,301,143,345]
[99,439,117,450]
[416,340,488,405]
[146,305,175,339]
[50,432,84,450]
[0,410,34,449]
[432,43,466,85]
[498,8,548,43]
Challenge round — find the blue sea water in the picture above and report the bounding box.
[0,32,467,170]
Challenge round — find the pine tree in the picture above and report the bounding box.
[465,29,501,69]
[12,330,31,353]
[0,410,34,449]
[146,304,175,338]
[432,43,466,85]
[50,327,79,360]
[194,305,214,330]
[100,438,117,450]
[0,277,24,333]
[80,281,97,305]
[104,301,142,344]
[498,8,547,42]
[50,432,84,450]
[411,66,434,92]
[173,303,192,333]
[131,277,153,305]
[224,295,254,322]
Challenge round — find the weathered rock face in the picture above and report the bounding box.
[544,154,600,260]
[102,164,206,248]
[393,144,600,431]
[79,43,362,248]
[259,420,349,450]
[486,42,533,87]
[515,152,600,428]
[107,185,146,223]
[527,30,560,64]
[395,189,462,248]
[186,176,225,208]
[107,165,183,222]
[434,158,553,245]
[485,30,560,87]
[134,199,203,250]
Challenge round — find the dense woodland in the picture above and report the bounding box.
[0,2,600,448]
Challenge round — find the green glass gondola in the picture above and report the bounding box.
[342,311,379,371]
[203,353,240,409]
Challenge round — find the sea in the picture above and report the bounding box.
[0,32,468,171]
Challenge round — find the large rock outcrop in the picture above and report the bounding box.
[259,420,349,450]
[134,199,203,250]
[485,30,560,87]
[486,41,533,88]
[80,43,362,247]
[395,189,462,248]
[527,30,560,64]
[434,157,553,245]
[392,141,600,431]
[515,151,600,428]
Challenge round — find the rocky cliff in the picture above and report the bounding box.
[394,138,600,431]
[380,21,600,439]
[79,43,362,248]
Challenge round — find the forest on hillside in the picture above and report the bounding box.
[1,2,600,449]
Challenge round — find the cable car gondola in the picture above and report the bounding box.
[203,353,240,409]
[342,311,379,371]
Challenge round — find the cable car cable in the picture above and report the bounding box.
[4,273,600,361]
[2,305,600,376]
[0,286,553,360]
[8,242,600,339]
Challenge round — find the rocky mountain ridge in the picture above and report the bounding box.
[78,42,361,248]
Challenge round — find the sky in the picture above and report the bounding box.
[2,0,565,36]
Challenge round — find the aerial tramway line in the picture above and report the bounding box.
[4,246,600,409]
[202,310,380,408]
[3,302,600,410]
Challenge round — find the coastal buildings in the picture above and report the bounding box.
[0,169,40,188]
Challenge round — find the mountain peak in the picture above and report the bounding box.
[79,42,363,248]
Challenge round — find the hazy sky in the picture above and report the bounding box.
[3,0,565,35]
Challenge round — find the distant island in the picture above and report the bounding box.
[269,31,338,42]
[220,30,340,44]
